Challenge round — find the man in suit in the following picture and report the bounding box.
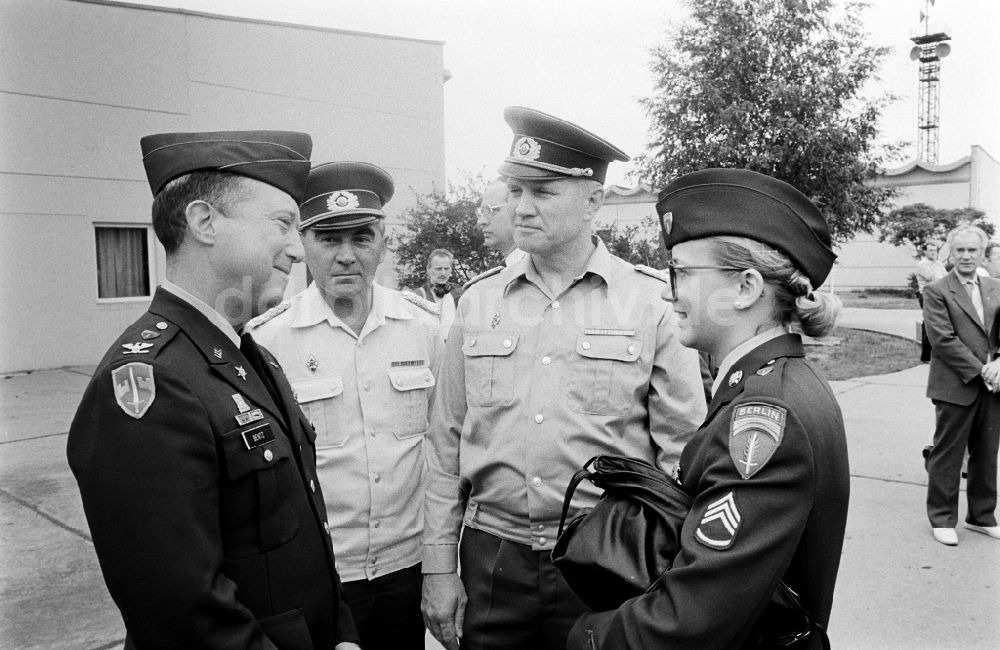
[67,131,361,648]
[923,225,1000,546]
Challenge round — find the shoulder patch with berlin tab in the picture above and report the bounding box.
[730,402,787,480]
[695,491,741,550]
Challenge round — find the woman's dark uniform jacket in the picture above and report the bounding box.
[67,288,358,649]
[569,333,850,649]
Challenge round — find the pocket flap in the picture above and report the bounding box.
[221,421,290,480]
[576,336,642,362]
[387,367,436,392]
[291,375,343,404]
[463,332,519,357]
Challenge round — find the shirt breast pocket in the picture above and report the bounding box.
[387,367,435,439]
[566,335,643,415]
[292,375,349,448]
[463,331,518,407]
[220,421,301,557]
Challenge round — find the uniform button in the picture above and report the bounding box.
[581,341,591,350]
[372,567,379,575]
[263,449,273,462]
[534,413,544,423]
[370,556,378,564]
[155,321,168,330]
[373,473,381,483]
[323,521,330,532]
[363,382,371,391]
[627,345,636,355]
[373,520,380,528]
[468,338,477,347]
[537,524,545,531]
[539,536,547,545]
[368,429,376,437]
[541,356,551,365]
[532,476,542,487]
[502,339,512,348]
[309,479,315,492]
[552,301,560,309]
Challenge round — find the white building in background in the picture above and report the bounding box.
[601,145,1000,292]
[0,0,446,373]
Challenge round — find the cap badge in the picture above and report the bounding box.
[512,136,541,161]
[112,362,156,419]
[728,370,743,387]
[327,191,359,212]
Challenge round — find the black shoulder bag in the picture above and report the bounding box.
[551,455,829,649]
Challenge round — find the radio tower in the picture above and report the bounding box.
[909,0,951,164]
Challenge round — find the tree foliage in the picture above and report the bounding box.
[635,0,904,242]
[596,216,670,268]
[878,203,993,257]
[388,177,502,289]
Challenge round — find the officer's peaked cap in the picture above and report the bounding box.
[498,106,629,184]
[657,168,837,287]
[299,161,394,231]
[140,130,313,203]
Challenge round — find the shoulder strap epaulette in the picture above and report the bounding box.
[110,317,181,361]
[246,301,291,330]
[634,264,669,283]
[400,290,441,316]
[463,266,504,291]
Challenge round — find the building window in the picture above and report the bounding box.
[95,226,151,299]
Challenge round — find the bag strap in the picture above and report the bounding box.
[557,466,595,538]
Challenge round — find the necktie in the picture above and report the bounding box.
[964,280,985,325]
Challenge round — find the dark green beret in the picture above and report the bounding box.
[298,161,394,231]
[498,106,629,184]
[657,168,836,287]
[140,130,312,203]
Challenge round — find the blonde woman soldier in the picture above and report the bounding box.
[569,168,849,649]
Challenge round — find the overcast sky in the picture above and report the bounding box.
[133,0,1000,188]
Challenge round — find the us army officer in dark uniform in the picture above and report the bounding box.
[568,169,850,649]
[67,131,360,650]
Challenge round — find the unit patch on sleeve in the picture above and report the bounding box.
[730,401,787,480]
[695,491,741,550]
[112,362,156,419]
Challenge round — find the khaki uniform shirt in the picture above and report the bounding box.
[423,240,707,573]
[252,283,442,581]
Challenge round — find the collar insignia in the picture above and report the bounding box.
[729,402,787,480]
[728,369,743,387]
[112,362,156,419]
[491,313,501,329]
[122,342,153,355]
[306,355,319,372]
[235,366,248,381]
[512,136,541,161]
[213,348,223,359]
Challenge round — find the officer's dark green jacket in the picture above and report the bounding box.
[68,288,358,649]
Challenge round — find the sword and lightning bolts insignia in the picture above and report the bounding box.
[729,402,787,480]
[112,362,156,419]
[695,491,741,550]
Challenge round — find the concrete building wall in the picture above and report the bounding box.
[0,0,445,372]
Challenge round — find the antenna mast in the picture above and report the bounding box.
[909,0,951,164]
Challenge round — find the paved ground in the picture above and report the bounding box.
[1,309,997,649]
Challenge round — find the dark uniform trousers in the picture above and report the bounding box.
[341,564,425,650]
[459,527,588,650]
[68,288,358,649]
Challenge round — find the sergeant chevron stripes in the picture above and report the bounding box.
[695,491,741,550]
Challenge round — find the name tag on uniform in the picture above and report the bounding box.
[235,408,264,426]
[391,359,426,367]
[584,328,636,336]
[241,422,275,449]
